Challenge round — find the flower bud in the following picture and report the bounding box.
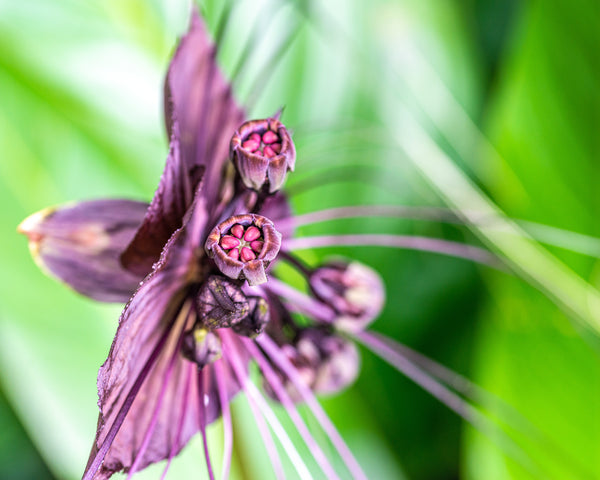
[310,260,385,332]
[182,327,222,369]
[265,328,359,402]
[230,117,295,193]
[205,214,281,286]
[232,296,270,338]
[197,276,250,329]
[297,329,359,396]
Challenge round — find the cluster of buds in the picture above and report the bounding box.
[183,276,271,368]
[310,260,385,332]
[230,117,295,193]
[205,214,281,286]
[265,328,359,402]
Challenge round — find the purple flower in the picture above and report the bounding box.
[18,8,506,480]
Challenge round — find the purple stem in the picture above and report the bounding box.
[215,360,233,480]
[255,335,368,480]
[244,340,340,480]
[160,363,194,480]
[82,320,176,480]
[222,332,313,480]
[354,331,545,479]
[279,205,462,230]
[284,234,504,269]
[198,368,216,480]
[126,321,187,479]
[265,278,335,322]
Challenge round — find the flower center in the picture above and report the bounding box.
[219,223,265,262]
[241,130,282,158]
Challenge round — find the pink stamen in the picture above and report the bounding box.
[240,247,256,262]
[250,240,264,252]
[263,145,276,158]
[262,130,279,144]
[244,226,261,242]
[250,132,261,143]
[271,143,282,153]
[220,235,240,250]
[228,248,240,260]
[242,140,259,152]
[231,224,244,239]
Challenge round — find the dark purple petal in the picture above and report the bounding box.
[84,184,245,479]
[85,191,206,478]
[85,248,194,478]
[18,199,148,303]
[165,9,245,208]
[121,126,197,276]
[122,10,245,275]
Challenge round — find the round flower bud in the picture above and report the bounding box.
[264,328,359,402]
[230,117,295,193]
[197,276,250,329]
[182,327,222,370]
[310,260,385,332]
[297,329,359,396]
[232,296,270,338]
[205,214,281,286]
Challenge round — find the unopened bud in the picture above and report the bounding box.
[197,276,250,329]
[230,117,295,193]
[310,260,384,332]
[296,329,359,396]
[205,214,281,286]
[182,327,222,369]
[265,328,359,402]
[232,296,270,338]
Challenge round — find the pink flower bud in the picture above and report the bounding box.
[310,260,385,332]
[230,117,296,193]
[264,328,359,402]
[205,214,282,286]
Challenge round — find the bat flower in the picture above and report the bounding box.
[19,8,506,480]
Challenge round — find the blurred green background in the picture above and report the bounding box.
[0,0,598,479]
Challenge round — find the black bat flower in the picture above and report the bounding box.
[19,8,507,480]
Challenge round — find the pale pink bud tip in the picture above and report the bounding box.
[220,235,240,250]
[250,132,261,143]
[271,143,282,153]
[250,240,264,252]
[244,226,261,242]
[227,248,240,260]
[262,130,279,144]
[231,224,244,239]
[240,247,256,262]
